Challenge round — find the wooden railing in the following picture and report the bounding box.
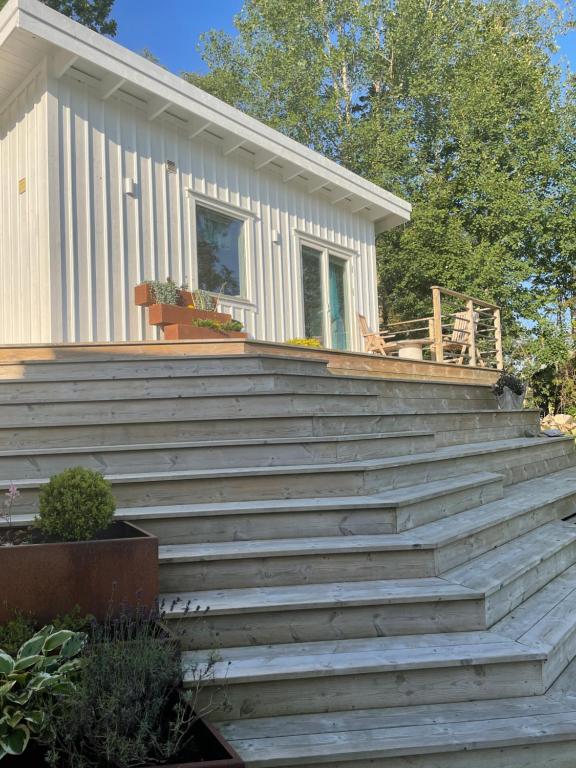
[431,286,503,369]
[377,287,504,369]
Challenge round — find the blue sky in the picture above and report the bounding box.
[112,0,575,76]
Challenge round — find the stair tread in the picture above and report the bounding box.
[161,577,482,616]
[1,436,566,489]
[158,469,576,562]
[494,562,576,649]
[217,696,576,766]
[0,431,432,458]
[445,521,576,594]
[182,632,544,684]
[119,472,502,520]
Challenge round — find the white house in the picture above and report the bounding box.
[0,0,411,350]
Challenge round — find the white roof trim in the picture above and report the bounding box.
[0,0,412,229]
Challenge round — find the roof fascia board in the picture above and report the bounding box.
[0,0,19,50]
[13,0,411,222]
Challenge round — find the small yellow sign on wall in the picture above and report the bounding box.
[18,178,26,195]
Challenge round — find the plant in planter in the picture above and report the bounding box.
[492,371,526,410]
[0,624,86,762]
[285,338,323,348]
[0,468,158,624]
[44,608,242,768]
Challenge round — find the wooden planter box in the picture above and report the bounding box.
[135,284,219,312]
[0,522,158,623]
[148,303,233,328]
[164,325,247,341]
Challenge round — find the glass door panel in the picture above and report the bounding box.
[328,255,348,350]
[301,245,325,343]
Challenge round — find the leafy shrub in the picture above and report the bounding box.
[0,610,93,658]
[492,371,525,396]
[186,316,244,332]
[145,277,188,306]
[0,625,86,760]
[45,608,213,768]
[37,468,116,542]
[285,338,323,348]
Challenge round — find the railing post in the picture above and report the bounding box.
[432,286,444,363]
[467,299,477,367]
[494,307,504,370]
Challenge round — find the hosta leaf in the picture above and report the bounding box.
[59,633,86,659]
[13,655,43,672]
[43,630,75,653]
[26,672,54,691]
[16,630,49,661]
[0,724,29,755]
[50,680,75,696]
[0,652,14,676]
[0,680,16,697]
[6,689,33,705]
[23,710,45,730]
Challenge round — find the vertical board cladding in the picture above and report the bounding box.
[0,64,51,344]
[54,75,378,348]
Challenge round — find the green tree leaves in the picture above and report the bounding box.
[0,0,116,35]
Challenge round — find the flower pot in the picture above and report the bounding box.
[0,521,158,623]
[163,324,248,341]
[495,386,525,411]
[148,303,233,327]
[134,282,157,307]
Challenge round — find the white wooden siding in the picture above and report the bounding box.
[50,73,379,349]
[0,62,51,343]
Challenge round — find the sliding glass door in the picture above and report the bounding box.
[301,244,349,350]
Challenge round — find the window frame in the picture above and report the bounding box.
[190,196,253,303]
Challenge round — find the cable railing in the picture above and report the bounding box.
[365,287,504,369]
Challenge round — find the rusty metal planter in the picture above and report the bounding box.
[0,521,158,623]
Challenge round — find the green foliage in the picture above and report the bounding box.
[190,0,575,359]
[0,0,117,35]
[146,277,186,306]
[188,289,218,311]
[492,371,525,396]
[0,610,93,659]
[190,318,244,332]
[45,610,209,768]
[285,338,323,348]
[37,467,116,543]
[0,625,86,761]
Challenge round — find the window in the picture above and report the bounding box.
[196,204,245,296]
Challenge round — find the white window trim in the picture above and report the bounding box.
[294,233,357,350]
[189,194,255,304]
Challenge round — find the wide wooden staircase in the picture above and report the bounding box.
[4,351,576,767]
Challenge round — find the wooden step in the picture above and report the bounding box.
[0,431,436,479]
[6,437,574,514]
[446,521,576,625]
[0,408,540,451]
[162,578,486,649]
[158,472,576,590]
[217,692,576,767]
[118,472,504,543]
[183,632,546,719]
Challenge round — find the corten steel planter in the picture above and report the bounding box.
[1,716,244,767]
[163,324,248,341]
[148,303,233,327]
[0,522,158,623]
[134,282,158,307]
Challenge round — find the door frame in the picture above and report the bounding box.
[295,233,356,350]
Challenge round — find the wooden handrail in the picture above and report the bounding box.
[430,285,499,310]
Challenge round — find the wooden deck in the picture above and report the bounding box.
[0,339,499,385]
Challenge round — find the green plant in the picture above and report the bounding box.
[189,318,243,332]
[285,338,323,348]
[45,608,215,768]
[36,468,116,542]
[188,289,217,311]
[145,277,188,306]
[0,625,86,761]
[492,372,525,397]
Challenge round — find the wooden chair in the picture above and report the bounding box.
[358,314,398,355]
[442,311,479,365]
[358,314,433,359]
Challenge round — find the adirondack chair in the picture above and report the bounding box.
[442,310,479,365]
[358,314,398,355]
[358,315,433,359]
